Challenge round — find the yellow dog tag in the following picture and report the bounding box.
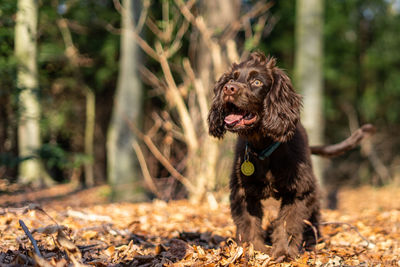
[241,160,255,176]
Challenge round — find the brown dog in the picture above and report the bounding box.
[207,52,373,260]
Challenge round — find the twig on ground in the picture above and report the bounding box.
[303,219,318,260]
[66,210,112,222]
[319,221,372,247]
[32,225,67,235]
[3,204,62,234]
[0,203,42,215]
[19,220,42,257]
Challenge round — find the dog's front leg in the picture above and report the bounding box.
[230,186,267,252]
[271,194,313,260]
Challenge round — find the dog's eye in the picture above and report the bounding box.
[252,79,263,86]
[229,79,235,83]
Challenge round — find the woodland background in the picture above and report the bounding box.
[2,0,400,266]
[1,0,400,205]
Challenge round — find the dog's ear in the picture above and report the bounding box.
[262,65,302,142]
[208,73,230,139]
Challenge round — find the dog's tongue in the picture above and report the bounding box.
[224,114,243,125]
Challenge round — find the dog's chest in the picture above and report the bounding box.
[239,158,279,199]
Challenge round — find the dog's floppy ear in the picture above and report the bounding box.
[208,73,230,139]
[262,62,302,142]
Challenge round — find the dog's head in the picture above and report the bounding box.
[207,52,302,142]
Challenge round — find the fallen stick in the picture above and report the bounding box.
[0,203,42,215]
[303,219,319,260]
[66,210,112,222]
[319,221,372,247]
[19,219,42,257]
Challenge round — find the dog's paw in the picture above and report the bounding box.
[252,239,269,253]
[271,242,298,262]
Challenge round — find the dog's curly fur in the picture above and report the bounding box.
[208,52,320,260]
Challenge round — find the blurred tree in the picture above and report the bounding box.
[36,0,120,184]
[189,0,241,200]
[15,0,51,185]
[0,2,18,180]
[2,0,398,192]
[196,0,241,89]
[56,17,95,187]
[294,0,325,184]
[323,0,399,186]
[107,0,149,201]
[124,0,271,202]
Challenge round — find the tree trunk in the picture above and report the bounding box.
[15,0,49,185]
[188,0,241,200]
[196,0,241,90]
[84,88,95,187]
[294,0,325,185]
[107,0,148,202]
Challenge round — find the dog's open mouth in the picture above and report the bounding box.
[224,103,257,128]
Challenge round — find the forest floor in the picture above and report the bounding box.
[1,182,400,266]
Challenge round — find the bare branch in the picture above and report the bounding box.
[112,0,123,14]
[226,40,239,64]
[166,20,190,58]
[125,118,197,194]
[156,42,198,151]
[162,0,172,43]
[310,124,375,157]
[241,14,269,60]
[57,18,79,65]
[146,18,168,42]
[221,2,273,44]
[136,0,150,33]
[174,0,226,77]
[111,0,159,60]
[252,14,269,47]
[132,140,163,199]
[152,112,185,142]
[147,112,163,138]
[139,65,167,90]
[173,0,212,46]
[183,58,208,133]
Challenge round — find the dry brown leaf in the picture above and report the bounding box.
[81,230,98,240]
[2,186,400,266]
[33,254,54,267]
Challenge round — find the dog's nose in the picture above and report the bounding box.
[223,83,239,96]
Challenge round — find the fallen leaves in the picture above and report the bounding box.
[0,185,400,266]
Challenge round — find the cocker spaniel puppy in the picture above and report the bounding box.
[208,52,373,260]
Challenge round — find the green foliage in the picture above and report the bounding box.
[1,0,399,185]
[325,0,400,127]
[0,153,33,168]
[1,0,121,182]
[38,143,90,170]
[264,0,296,70]
[0,1,17,96]
[267,0,400,137]
[37,1,120,140]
